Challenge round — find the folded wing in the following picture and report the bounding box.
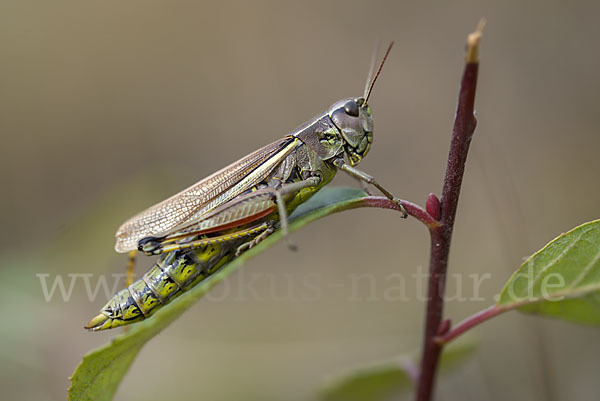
[115,137,297,252]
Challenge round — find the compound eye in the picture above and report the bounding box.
[344,100,359,117]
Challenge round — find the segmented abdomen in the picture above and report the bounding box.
[97,239,243,330]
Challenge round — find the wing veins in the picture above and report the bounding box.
[115,137,297,252]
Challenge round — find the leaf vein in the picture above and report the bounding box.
[526,227,594,294]
[567,244,600,289]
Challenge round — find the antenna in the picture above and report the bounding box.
[364,41,394,102]
[363,40,381,100]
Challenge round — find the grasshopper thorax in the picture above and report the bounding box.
[328,97,373,166]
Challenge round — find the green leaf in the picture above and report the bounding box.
[69,187,393,401]
[320,362,411,401]
[438,340,478,374]
[497,219,600,325]
[517,290,600,325]
[319,340,477,401]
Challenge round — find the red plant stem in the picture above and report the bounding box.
[435,305,507,345]
[415,23,483,401]
[360,197,440,229]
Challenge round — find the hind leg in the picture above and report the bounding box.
[126,250,136,287]
[235,224,275,256]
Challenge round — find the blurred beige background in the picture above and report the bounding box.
[1,1,599,400]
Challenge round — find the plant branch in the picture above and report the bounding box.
[415,20,485,401]
[435,304,506,345]
[360,196,440,229]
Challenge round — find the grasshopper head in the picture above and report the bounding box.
[329,97,373,166]
[328,41,393,166]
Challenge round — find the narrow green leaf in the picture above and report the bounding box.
[319,340,477,401]
[497,219,600,324]
[69,187,385,401]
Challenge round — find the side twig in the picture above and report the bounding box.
[435,304,506,345]
[360,196,440,229]
[415,20,485,401]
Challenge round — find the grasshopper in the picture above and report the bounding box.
[85,43,405,331]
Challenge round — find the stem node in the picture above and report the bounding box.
[425,194,441,221]
[437,319,451,336]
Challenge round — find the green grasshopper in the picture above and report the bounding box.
[85,43,405,331]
